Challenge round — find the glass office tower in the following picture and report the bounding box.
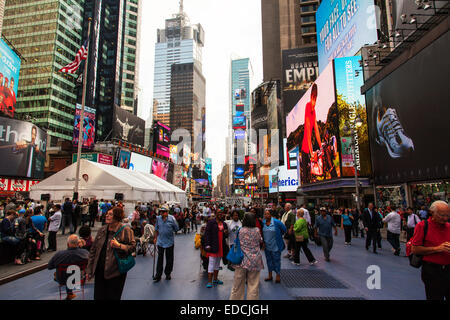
[3,0,85,145]
[152,5,204,127]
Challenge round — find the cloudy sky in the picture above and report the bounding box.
[138,0,263,183]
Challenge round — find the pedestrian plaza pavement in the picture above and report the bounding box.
[0,230,425,300]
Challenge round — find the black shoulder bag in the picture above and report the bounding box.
[409,220,428,268]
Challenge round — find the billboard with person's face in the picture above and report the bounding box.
[334,56,371,177]
[0,39,21,118]
[73,104,96,150]
[0,118,47,179]
[286,62,340,185]
[316,0,378,72]
[112,106,145,146]
[118,150,131,169]
[366,30,450,185]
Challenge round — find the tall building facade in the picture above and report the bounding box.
[152,4,205,127]
[229,58,252,196]
[3,0,85,145]
[82,0,142,142]
[261,0,321,82]
[0,0,5,35]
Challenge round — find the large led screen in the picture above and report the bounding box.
[366,30,450,185]
[154,121,171,158]
[0,39,21,118]
[118,150,131,169]
[73,104,96,150]
[232,116,246,129]
[316,0,378,72]
[334,56,371,177]
[0,118,46,179]
[129,152,152,173]
[152,159,169,180]
[286,62,340,185]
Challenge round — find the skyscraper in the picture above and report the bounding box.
[261,0,321,82]
[152,2,205,128]
[2,0,85,146]
[230,58,252,196]
[82,0,142,141]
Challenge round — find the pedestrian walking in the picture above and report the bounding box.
[86,206,136,300]
[230,213,264,300]
[225,210,242,271]
[314,207,338,262]
[204,210,229,288]
[362,203,381,254]
[280,203,295,260]
[341,208,354,245]
[262,209,286,283]
[411,201,450,300]
[405,207,421,242]
[61,198,73,235]
[293,209,317,265]
[153,204,179,282]
[89,200,98,228]
[72,199,81,234]
[383,206,402,255]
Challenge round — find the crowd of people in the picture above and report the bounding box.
[0,197,448,301]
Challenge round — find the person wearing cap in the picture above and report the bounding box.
[153,204,179,282]
[314,207,338,262]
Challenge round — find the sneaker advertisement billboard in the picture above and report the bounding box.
[366,30,450,185]
[0,117,46,179]
[286,62,340,185]
[334,56,371,178]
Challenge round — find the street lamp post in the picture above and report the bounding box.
[344,117,363,213]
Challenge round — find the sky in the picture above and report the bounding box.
[138,0,263,184]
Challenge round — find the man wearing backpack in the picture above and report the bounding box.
[411,201,450,300]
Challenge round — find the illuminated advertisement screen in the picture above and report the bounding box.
[129,152,152,173]
[155,121,171,158]
[234,130,245,140]
[234,165,245,179]
[366,31,450,184]
[316,0,378,72]
[0,118,46,179]
[0,39,21,118]
[232,116,246,129]
[334,55,371,177]
[152,159,169,180]
[73,104,96,150]
[286,62,340,185]
[118,150,131,169]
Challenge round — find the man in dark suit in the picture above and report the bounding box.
[13,126,43,178]
[362,203,381,254]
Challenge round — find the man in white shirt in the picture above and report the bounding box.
[405,207,420,242]
[382,206,402,256]
[48,204,62,251]
[301,204,311,225]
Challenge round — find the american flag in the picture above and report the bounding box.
[58,40,88,74]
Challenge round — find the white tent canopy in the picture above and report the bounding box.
[30,159,187,210]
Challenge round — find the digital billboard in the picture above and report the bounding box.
[154,121,171,158]
[205,158,212,185]
[232,116,246,129]
[0,39,21,118]
[286,62,340,185]
[112,106,145,146]
[118,150,131,169]
[129,152,152,173]
[0,118,46,179]
[366,30,450,185]
[234,130,245,140]
[234,165,245,179]
[282,47,319,116]
[316,0,378,72]
[269,139,299,193]
[334,56,371,177]
[73,104,96,150]
[72,153,113,165]
[234,88,247,100]
[152,159,169,180]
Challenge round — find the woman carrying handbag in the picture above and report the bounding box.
[293,209,318,266]
[87,207,136,300]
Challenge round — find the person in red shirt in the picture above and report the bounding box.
[411,200,450,300]
[300,84,321,184]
